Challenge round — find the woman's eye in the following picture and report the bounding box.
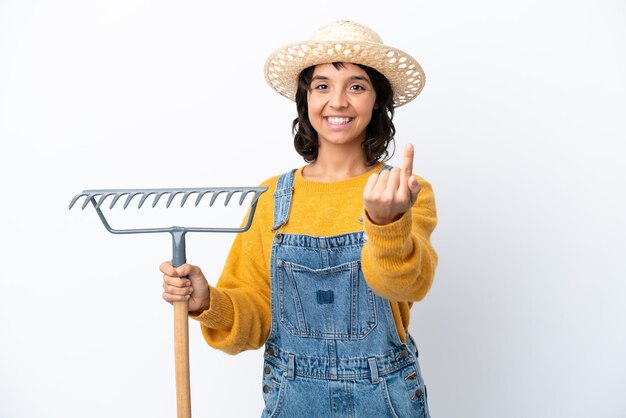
[350,84,365,91]
[313,83,328,90]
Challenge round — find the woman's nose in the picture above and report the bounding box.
[329,89,348,109]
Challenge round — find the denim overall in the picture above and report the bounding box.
[261,169,430,418]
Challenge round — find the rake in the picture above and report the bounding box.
[69,186,267,418]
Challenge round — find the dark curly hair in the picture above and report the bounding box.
[291,62,396,165]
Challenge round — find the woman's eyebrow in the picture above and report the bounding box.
[350,75,371,84]
[311,75,371,83]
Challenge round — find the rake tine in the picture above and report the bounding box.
[180,191,195,207]
[94,194,107,210]
[166,191,184,208]
[223,191,235,206]
[123,192,143,209]
[138,192,157,209]
[253,190,264,204]
[109,192,128,209]
[209,190,225,207]
[238,190,252,206]
[195,191,211,207]
[152,191,169,208]
[95,192,116,210]
[82,194,97,210]
[69,193,88,210]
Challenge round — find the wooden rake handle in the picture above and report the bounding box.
[174,300,191,418]
[172,230,191,418]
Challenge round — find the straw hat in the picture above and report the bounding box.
[264,20,425,107]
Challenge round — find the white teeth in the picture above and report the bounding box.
[326,117,351,125]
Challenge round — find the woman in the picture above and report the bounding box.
[161,20,437,417]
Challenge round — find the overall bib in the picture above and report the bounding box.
[261,169,430,418]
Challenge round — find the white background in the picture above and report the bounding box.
[1,1,625,417]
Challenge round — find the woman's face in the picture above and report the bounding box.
[307,63,377,149]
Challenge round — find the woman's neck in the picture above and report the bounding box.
[302,146,370,182]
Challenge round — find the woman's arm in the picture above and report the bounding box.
[362,175,438,302]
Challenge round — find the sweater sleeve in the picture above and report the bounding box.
[189,179,274,355]
[361,176,438,302]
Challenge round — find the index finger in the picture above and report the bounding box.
[160,260,176,276]
[401,143,415,183]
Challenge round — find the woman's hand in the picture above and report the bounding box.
[363,143,421,225]
[161,261,210,314]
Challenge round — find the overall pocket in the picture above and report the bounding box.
[277,260,377,339]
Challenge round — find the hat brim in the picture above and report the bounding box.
[264,40,425,107]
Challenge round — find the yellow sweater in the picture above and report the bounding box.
[192,162,438,354]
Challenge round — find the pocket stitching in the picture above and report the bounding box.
[379,377,401,418]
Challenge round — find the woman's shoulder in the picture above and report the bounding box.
[257,168,300,191]
[258,174,280,189]
[253,169,298,207]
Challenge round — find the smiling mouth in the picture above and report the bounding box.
[325,116,353,125]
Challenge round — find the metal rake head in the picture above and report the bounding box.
[69,187,265,211]
[69,186,268,235]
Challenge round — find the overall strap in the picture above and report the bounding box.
[381,164,393,172]
[271,169,296,231]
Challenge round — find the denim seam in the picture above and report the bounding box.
[264,354,415,380]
